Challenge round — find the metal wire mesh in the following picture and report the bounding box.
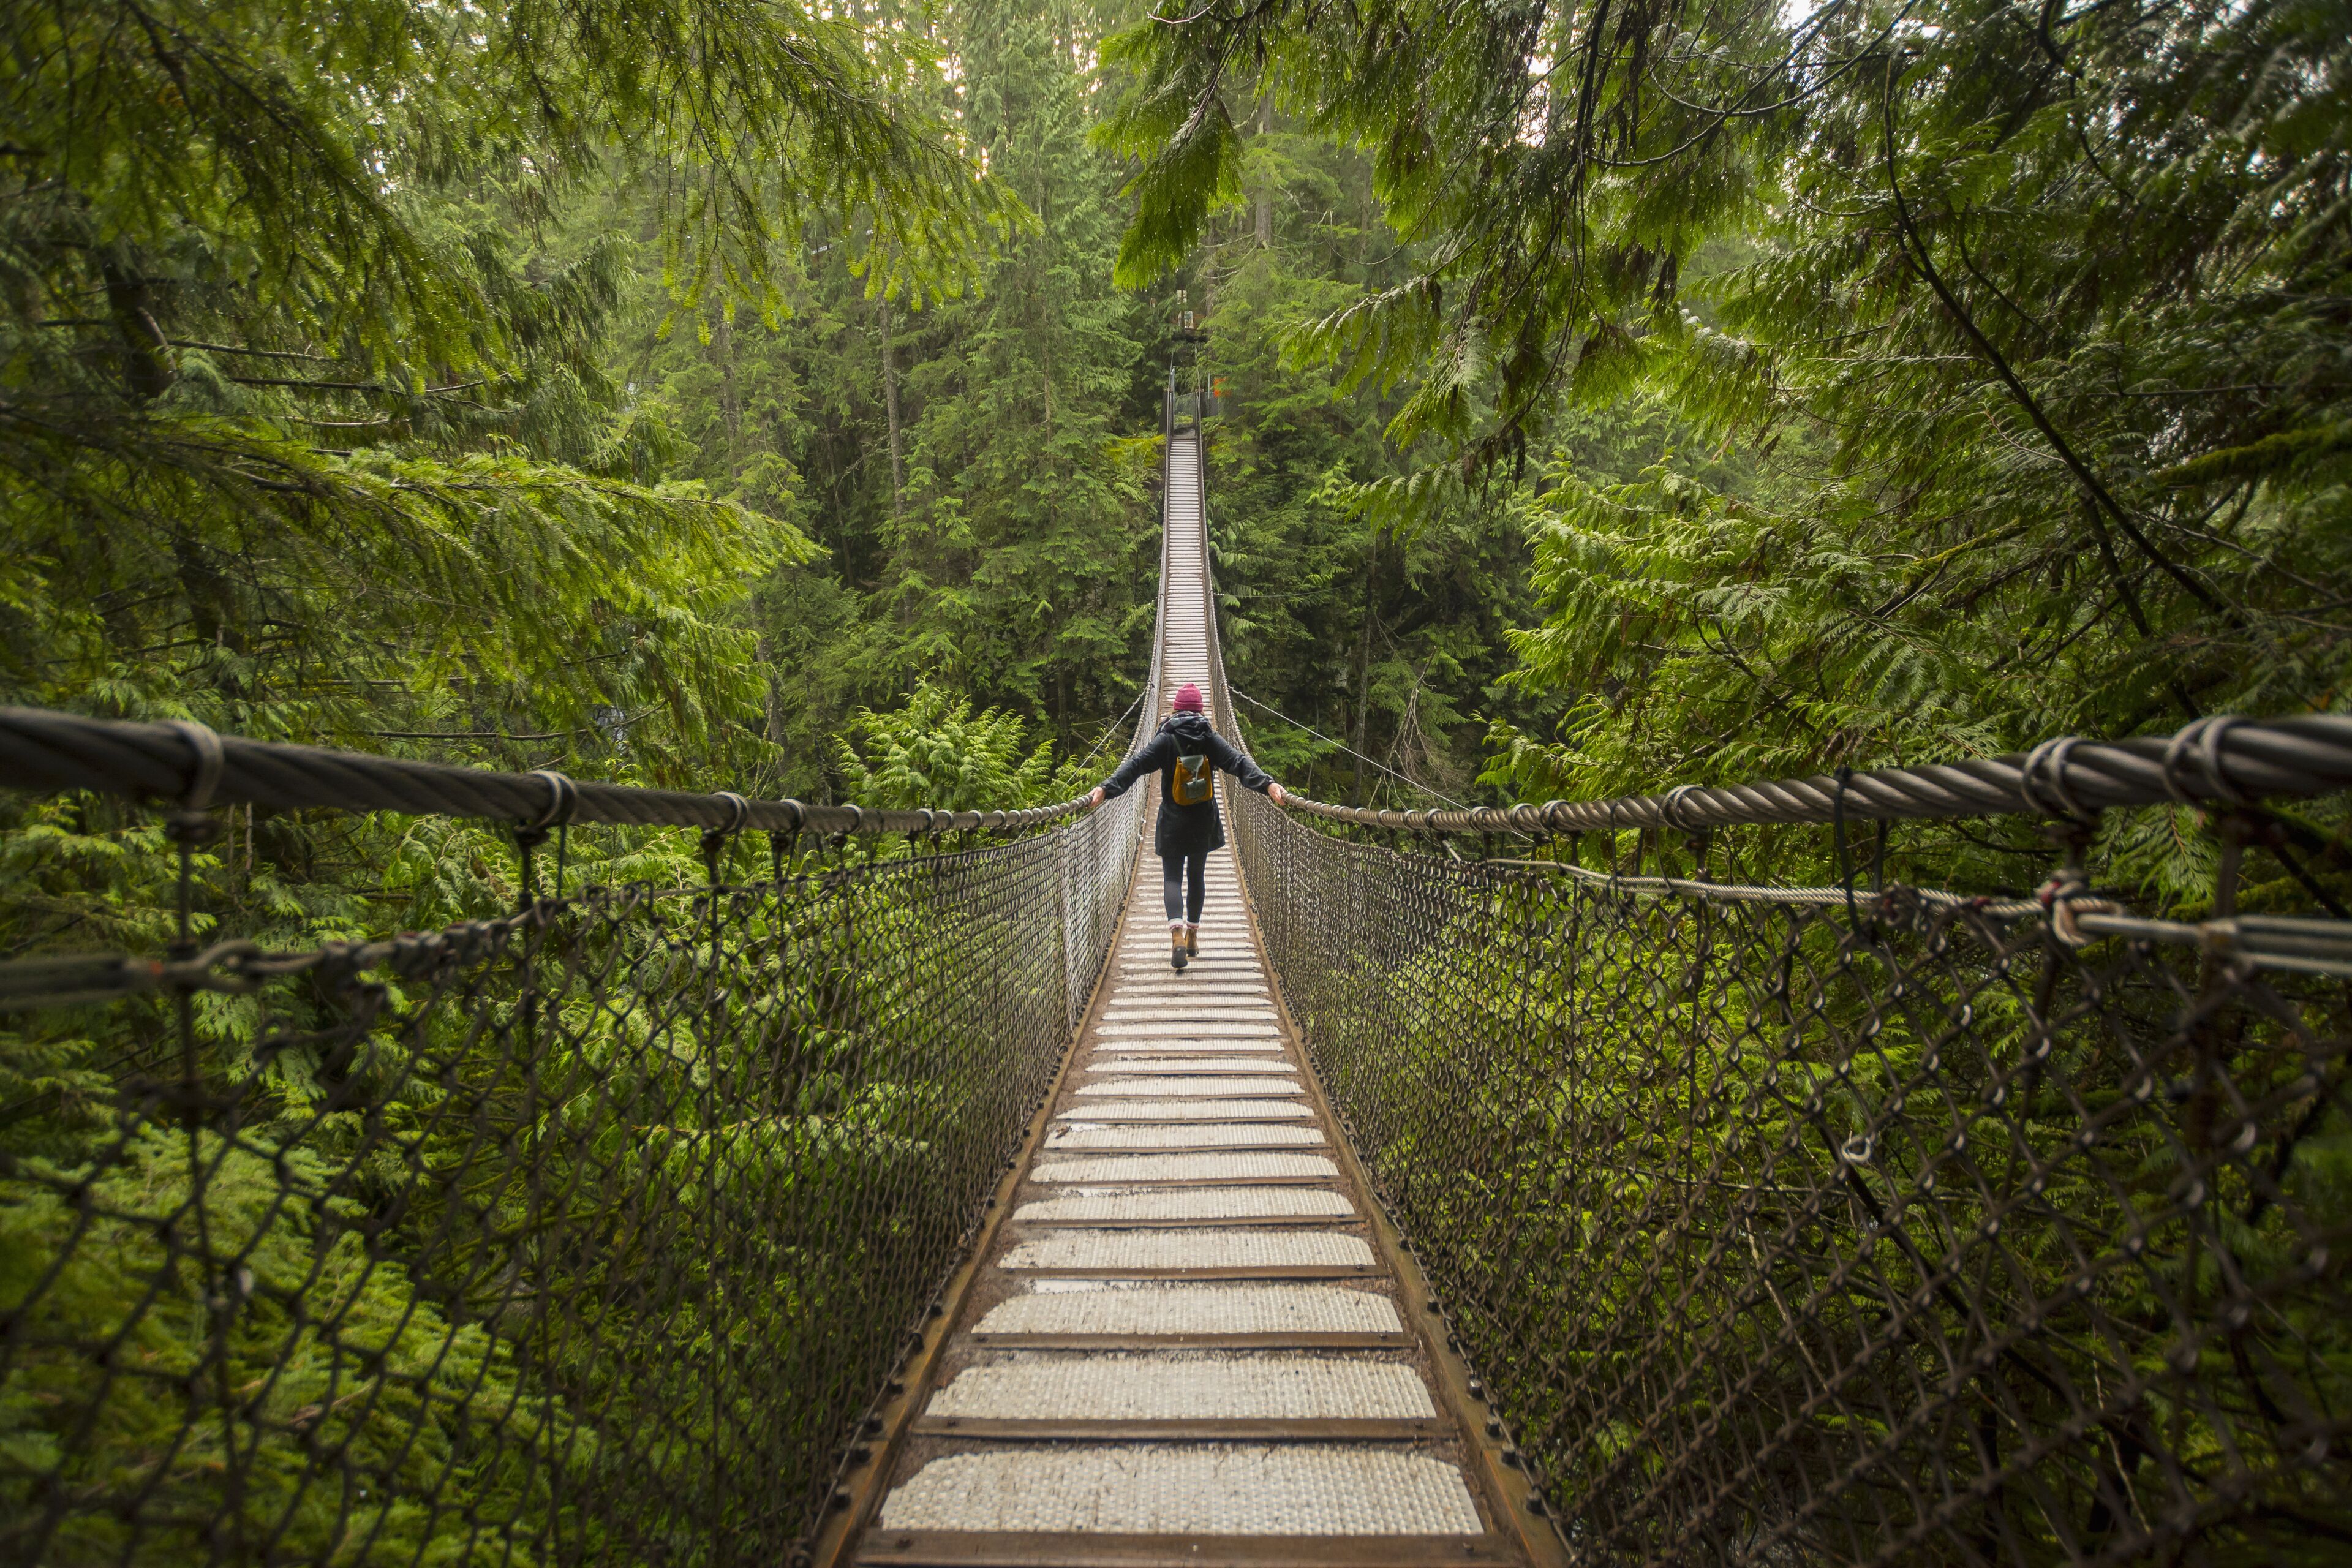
[0,789,1142,1567]
[1227,789,2351,1566]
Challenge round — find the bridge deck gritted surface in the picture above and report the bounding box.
[851,431,1519,1565]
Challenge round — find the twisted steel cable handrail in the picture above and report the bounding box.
[0,706,1087,837]
[1274,712,2352,832]
[20,457,2332,840]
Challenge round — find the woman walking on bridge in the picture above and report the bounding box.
[1087,682,1286,970]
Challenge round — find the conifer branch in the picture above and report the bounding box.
[1875,66,2230,622]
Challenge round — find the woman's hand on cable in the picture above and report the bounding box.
[1085,786,1105,810]
[1268,783,1288,808]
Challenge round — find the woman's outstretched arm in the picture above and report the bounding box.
[1207,733,1286,804]
[1087,731,1167,807]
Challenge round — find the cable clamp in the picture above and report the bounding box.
[2160,714,2249,809]
[714,791,752,835]
[2036,870,2122,948]
[701,790,750,848]
[2018,736,2095,822]
[696,791,751,885]
[163,719,225,843]
[166,719,224,811]
[511,770,577,855]
[527,770,578,828]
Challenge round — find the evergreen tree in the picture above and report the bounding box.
[1185,121,1545,805]
[1100,0,2352,899]
[660,0,1171,798]
[2,0,1013,776]
[876,0,1160,751]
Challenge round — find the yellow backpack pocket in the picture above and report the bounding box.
[1171,753,1213,806]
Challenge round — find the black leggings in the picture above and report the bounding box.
[1161,851,1207,924]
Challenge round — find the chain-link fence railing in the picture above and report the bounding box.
[0,718,1145,1568]
[1227,782,2351,1566]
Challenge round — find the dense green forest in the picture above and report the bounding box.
[1108,0,2351,902]
[0,0,1556,844]
[9,0,2342,911]
[2,1,2345,1562]
[0,9,1546,1553]
[2,0,2342,1126]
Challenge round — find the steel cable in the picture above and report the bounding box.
[1270,712,2352,832]
[0,706,1086,837]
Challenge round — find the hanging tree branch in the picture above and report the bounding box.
[1875,61,2231,620]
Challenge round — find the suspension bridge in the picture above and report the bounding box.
[0,391,2347,1567]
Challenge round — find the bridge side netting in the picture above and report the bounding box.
[1183,380,2349,1568]
[0,398,1194,1568]
[0,794,1142,1566]
[1226,801,2348,1566]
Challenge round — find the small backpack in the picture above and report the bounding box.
[1170,753,1213,806]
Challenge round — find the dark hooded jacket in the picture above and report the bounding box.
[1099,710,1273,858]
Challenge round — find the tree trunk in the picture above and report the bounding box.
[1347,532,1381,805]
[709,309,742,476]
[102,260,172,402]
[880,295,906,519]
[754,635,790,789]
[1255,99,1273,247]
